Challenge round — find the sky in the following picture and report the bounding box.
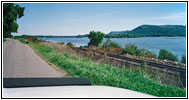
[13,3,186,36]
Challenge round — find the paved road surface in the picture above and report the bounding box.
[3,38,66,78]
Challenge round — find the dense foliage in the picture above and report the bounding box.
[58,42,65,45]
[88,31,105,46]
[123,44,156,58]
[128,25,186,37]
[181,55,186,64]
[3,3,25,38]
[105,33,140,38]
[102,39,122,48]
[24,36,39,43]
[107,25,186,37]
[30,43,186,97]
[158,49,178,61]
[67,42,74,47]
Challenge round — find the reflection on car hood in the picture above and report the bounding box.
[3,86,155,98]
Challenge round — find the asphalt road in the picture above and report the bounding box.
[3,38,66,78]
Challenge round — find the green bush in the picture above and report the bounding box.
[58,42,65,45]
[158,49,178,61]
[181,55,186,64]
[137,48,146,57]
[145,51,157,58]
[102,38,122,48]
[123,44,138,56]
[123,44,144,56]
[123,44,156,58]
[24,36,39,43]
[88,31,105,46]
[19,39,28,44]
[67,42,74,47]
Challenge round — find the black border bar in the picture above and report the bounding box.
[3,78,91,88]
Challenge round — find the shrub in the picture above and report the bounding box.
[145,51,157,58]
[102,38,122,48]
[88,31,105,46]
[58,42,64,45]
[137,48,146,57]
[19,39,28,44]
[24,36,39,43]
[103,47,123,54]
[67,42,74,47]
[123,44,139,56]
[158,49,178,61]
[181,55,186,64]
[123,44,156,58]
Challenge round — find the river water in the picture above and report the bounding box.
[38,37,186,61]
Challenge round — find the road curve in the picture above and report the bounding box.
[3,38,66,78]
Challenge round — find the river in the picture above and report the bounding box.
[38,37,186,61]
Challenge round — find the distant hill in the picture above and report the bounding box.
[109,30,130,34]
[26,25,186,39]
[128,25,186,37]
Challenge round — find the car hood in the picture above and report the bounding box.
[3,86,155,98]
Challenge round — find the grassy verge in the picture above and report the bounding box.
[29,43,186,97]
[12,37,29,44]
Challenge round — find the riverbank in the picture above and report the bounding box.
[28,41,185,97]
[37,37,186,61]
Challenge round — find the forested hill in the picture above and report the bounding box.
[128,25,186,37]
[107,25,186,38]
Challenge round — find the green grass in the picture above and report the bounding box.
[30,43,186,97]
[12,36,28,44]
[19,39,28,44]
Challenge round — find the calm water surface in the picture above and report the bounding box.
[38,37,186,61]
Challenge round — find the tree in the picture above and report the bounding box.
[88,31,105,46]
[158,49,178,62]
[3,3,25,38]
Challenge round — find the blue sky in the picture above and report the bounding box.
[13,3,186,36]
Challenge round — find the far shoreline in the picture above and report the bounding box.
[14,35,186,39]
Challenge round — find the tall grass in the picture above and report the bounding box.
[30,43,186,97]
